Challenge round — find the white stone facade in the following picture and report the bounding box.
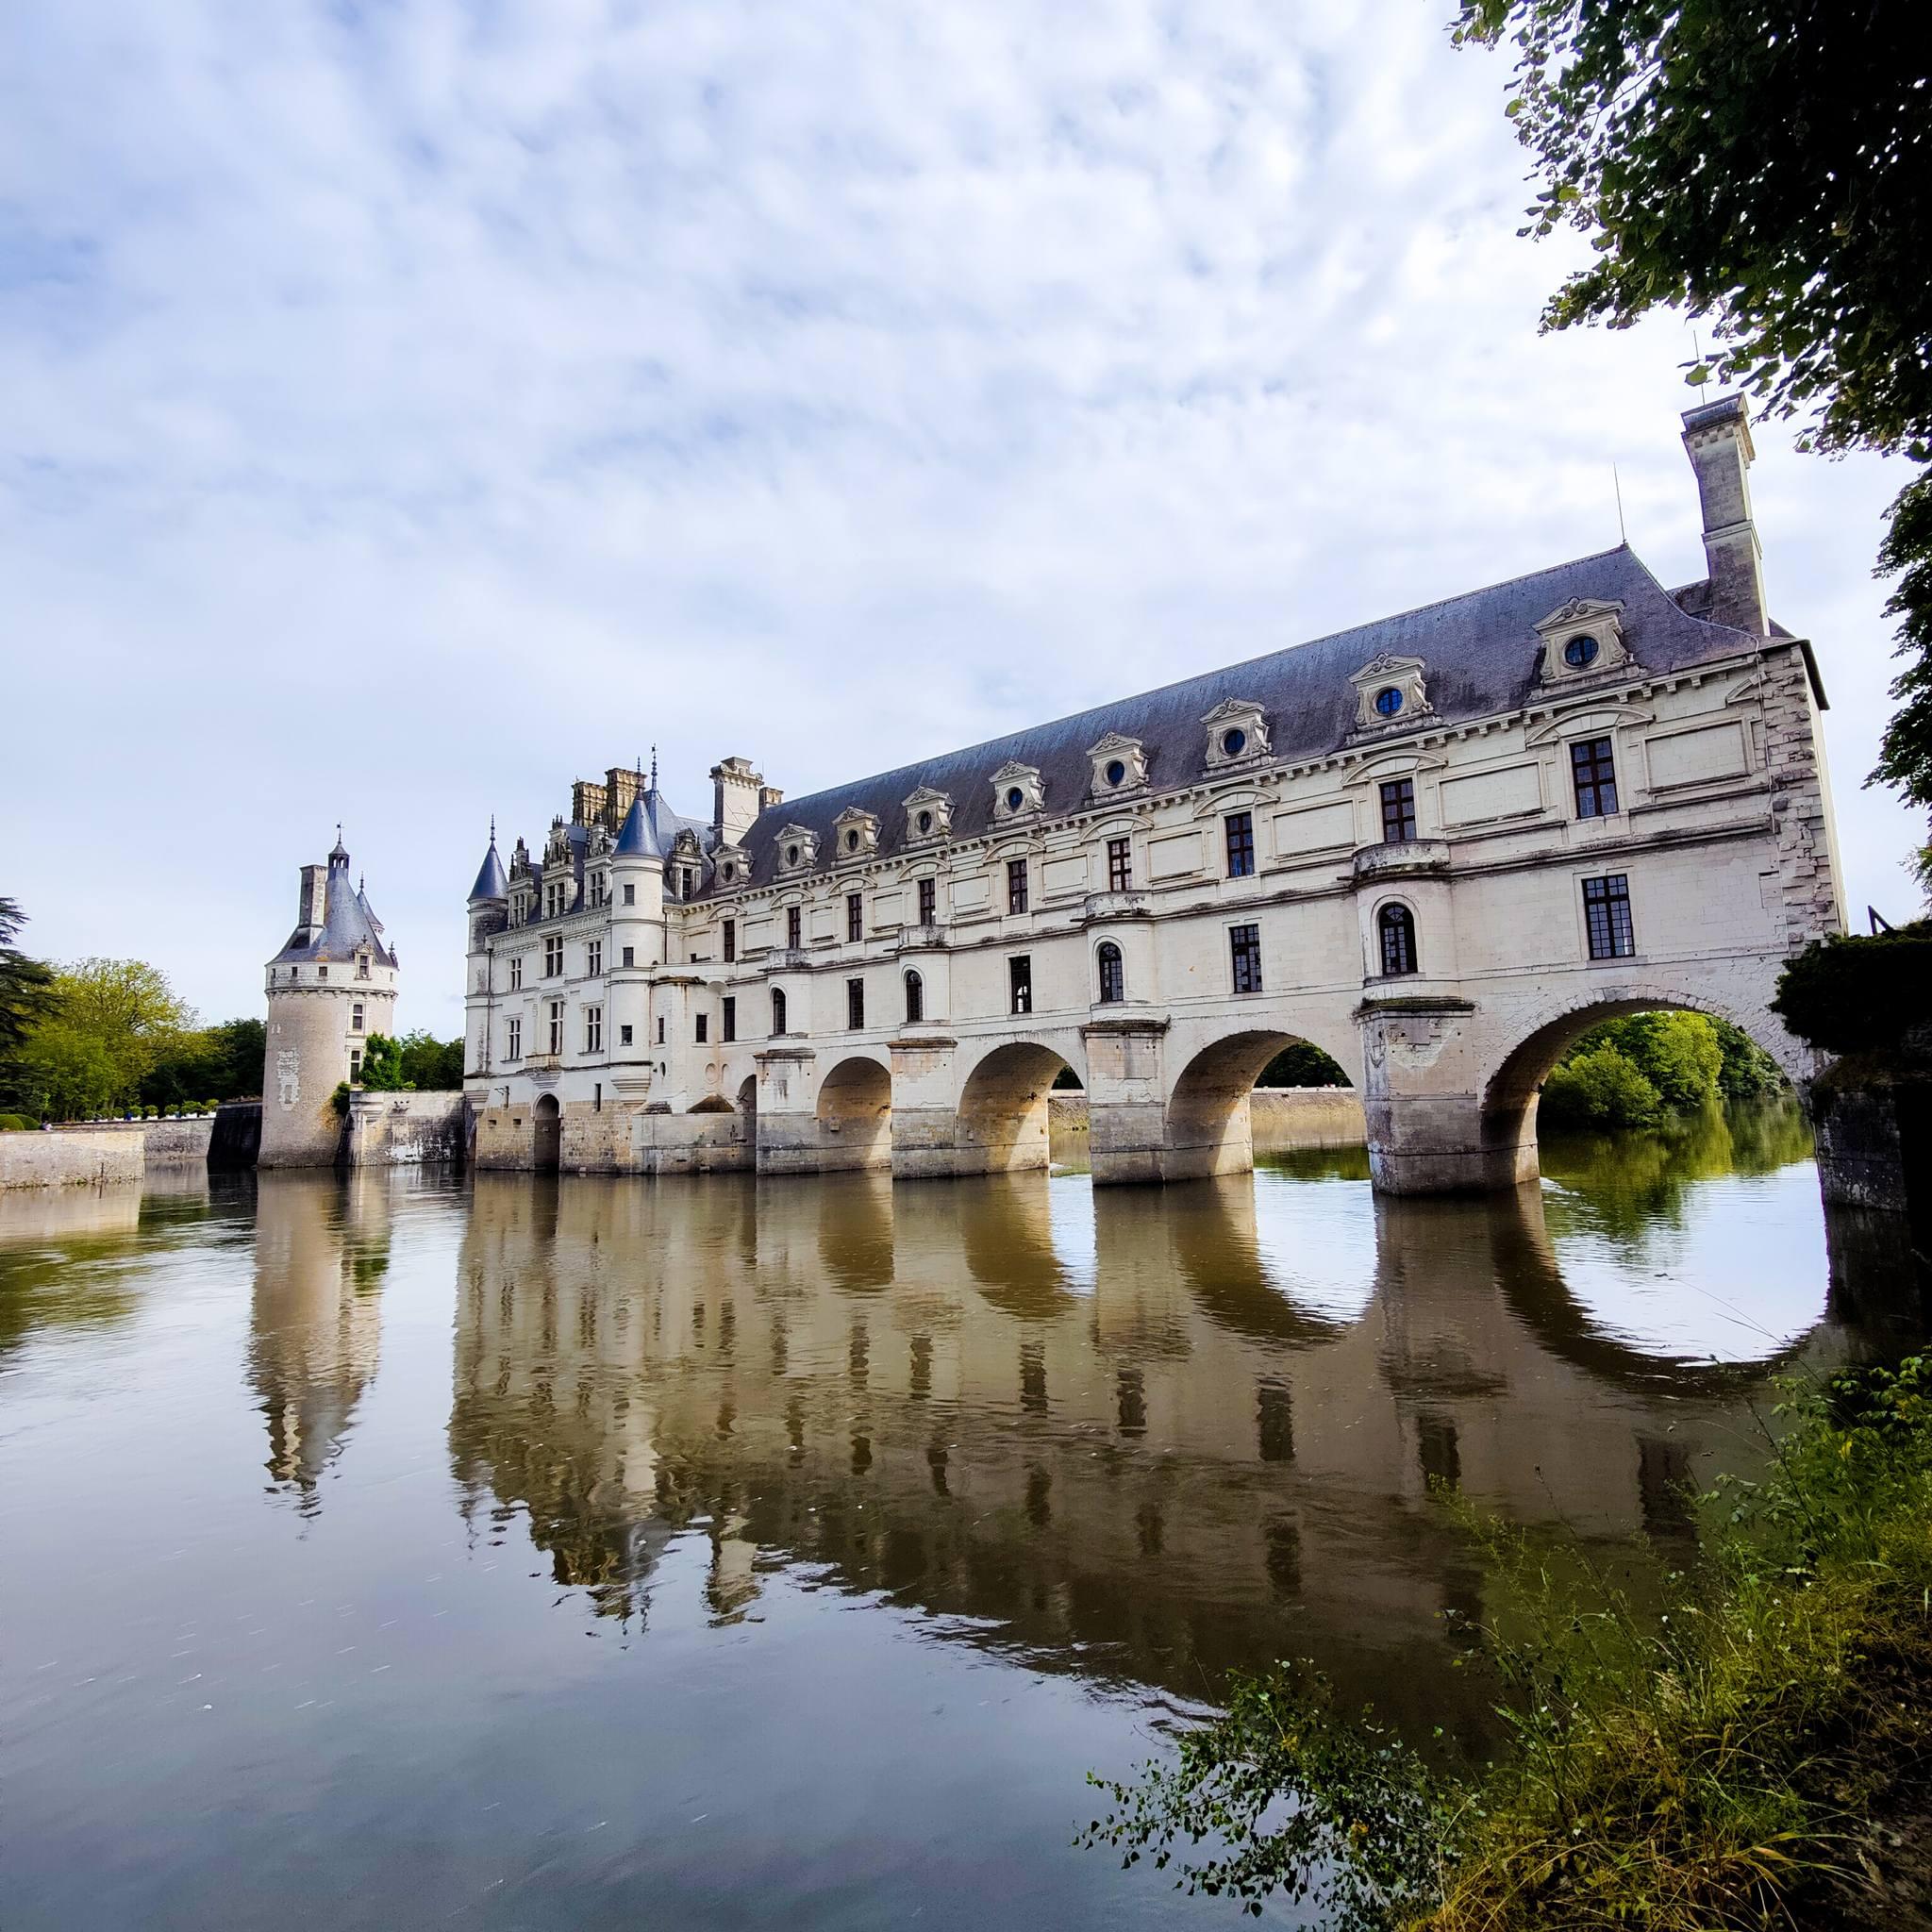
[465,398,1843,1191]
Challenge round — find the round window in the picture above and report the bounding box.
[1105,758,1126,787]
[1222,726,1246,757]
[1374,686,1404,718]
[917,809,932,834]
[786,844,800,865]
[1563,632,1600,669]
[1006,786,1024,812]
[846,829,859,851]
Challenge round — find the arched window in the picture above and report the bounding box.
[771,987,788,1036]
[1096,941,1124,1005]
[905,969,924,1024]
[1377,903,1418,978]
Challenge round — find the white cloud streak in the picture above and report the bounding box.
[2,0,1919,1025]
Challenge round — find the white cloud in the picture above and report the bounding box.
[2,0,1919,1027]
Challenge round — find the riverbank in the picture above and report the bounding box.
[1088,1355,1932,1930]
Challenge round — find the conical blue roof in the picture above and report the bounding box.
[614,791,667,859]
[468,836,508,902]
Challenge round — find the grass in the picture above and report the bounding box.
[1083,1356,1932,1929]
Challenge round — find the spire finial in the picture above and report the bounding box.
[489,813,496,845]
[651,744,658,791]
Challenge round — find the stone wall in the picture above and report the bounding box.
[1,1130,144,1191]
[474,1097,752,1174]
[210,1101,261,1171]
[56,1116,216,1166]
[343,1091,466,1166]
[1048,1087,1366,1149]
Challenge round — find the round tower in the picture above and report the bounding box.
[259,833,400,1168]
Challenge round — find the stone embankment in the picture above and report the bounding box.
[344,1091,466,1166]
[55,1115,217,1166]
[1,1130,145,1191]
[1048,1087,1366,1149]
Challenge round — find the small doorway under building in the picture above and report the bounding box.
[533,1093,561,1174]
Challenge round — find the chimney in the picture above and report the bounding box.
[759,784,785,813]
[1681,394,1768,635]
[710,756,764,844]
[298,863,327,934]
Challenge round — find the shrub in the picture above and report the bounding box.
[1772,923,1932,1053]
[0,1112,37,1131]
[1540,1044,1663,1129]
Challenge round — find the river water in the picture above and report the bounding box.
[0,1105,1917,1929]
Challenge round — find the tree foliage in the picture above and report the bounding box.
[356,1033,408,1091]
[1451,0,1930,454]
[1540,1011,1776,1131]
[1772,922,1932,1053]
[0,897,57,1055]
[1453,0,1932,848]
[1257,1040,1352,1089]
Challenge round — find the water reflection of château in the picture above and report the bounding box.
[445,1167,1874,1732]
[248,1172,389,1512]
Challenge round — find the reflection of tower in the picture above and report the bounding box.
[260,834,399,1167]
[247,1173,387,1511]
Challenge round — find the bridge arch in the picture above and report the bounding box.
[814,1053,892,1172]
[1477,981,1809,1187]
[1162,1025,1357,1182]
[956,1036,1086,1174]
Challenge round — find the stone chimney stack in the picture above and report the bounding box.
[710,756,764,843]
[297,863,327,934]
[1681,394,1769,635]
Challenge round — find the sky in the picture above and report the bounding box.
[4,0,1922,1036]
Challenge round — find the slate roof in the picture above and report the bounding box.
[469,835,508,903]
[272,851,397,966]
[712,543,1768,892]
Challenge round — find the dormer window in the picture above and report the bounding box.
[902,786,952,844]
[1534,599,1631,687]
[833,807,880,860]
[1086,732,1148,796]
[1350,656,1432,733]
[990,760,1044,820]
[1201,700,1270,771]
[776,824,819,874]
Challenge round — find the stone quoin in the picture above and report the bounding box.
[462,396,1843,1191]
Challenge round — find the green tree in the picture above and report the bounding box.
[0,898,56,1055]
[52,958,195,1097]
[1541,1044,1663,1130]
[396,1029,464,1091]
[1453,0,1932,874]
[1257,1040,1353,1089]
[8,1021,123,1122]
[356,1033,408,1091]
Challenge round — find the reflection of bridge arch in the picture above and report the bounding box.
[1479,983,1806,1189]
[955,1037,1084,1175]
[1475,1179,1825,1396]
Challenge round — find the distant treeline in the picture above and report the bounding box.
[0,897,460,1124]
